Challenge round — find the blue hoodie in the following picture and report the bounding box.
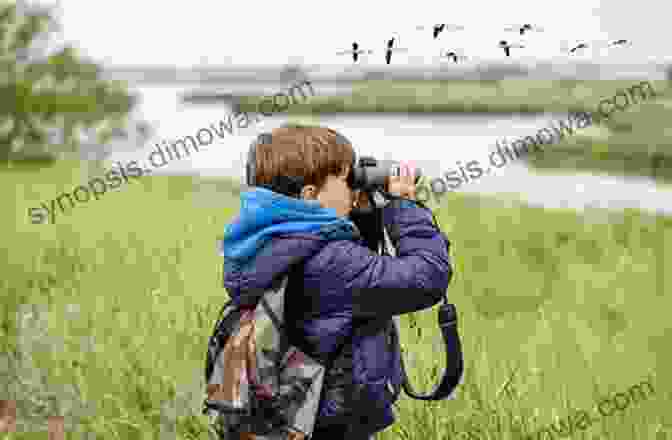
[221,187,358,264]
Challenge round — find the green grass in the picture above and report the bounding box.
[524,87,672,182]
[236,79,671,115]
[526,144,672,185]
[1,160,671,439]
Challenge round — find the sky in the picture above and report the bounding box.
[35,0,671,68]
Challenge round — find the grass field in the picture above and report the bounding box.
[236,80,670,115]
[1,160,671,439]
[524,86,672,185]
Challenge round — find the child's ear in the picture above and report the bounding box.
[300,185,318,200]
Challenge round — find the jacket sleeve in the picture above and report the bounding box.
[307,199,454,318]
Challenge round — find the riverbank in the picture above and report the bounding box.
[234,79,672,182]
[525,92,672,182]
[234,79,670,115]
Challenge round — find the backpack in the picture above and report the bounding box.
[202,275,325,440]
[204,209,464,438]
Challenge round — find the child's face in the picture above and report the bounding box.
[301,166,356,217]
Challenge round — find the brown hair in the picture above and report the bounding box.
[254,124,355,190]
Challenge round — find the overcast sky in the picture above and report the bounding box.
[42,0,669,68]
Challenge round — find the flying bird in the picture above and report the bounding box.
[434,24,445,39]
[439,49,469,63]
[415,23,465,39]
[499,40,525,57]
[565,39,629,55]
[609,39,630,46]
[384,37,408,65]
[504,23,544,35]
[385,38,395,64]
[568,42,589,53]
[443,51,459,63]
[336,42,373,63]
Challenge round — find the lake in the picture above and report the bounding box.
[104,83,672,216]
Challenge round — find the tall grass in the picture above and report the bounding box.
[1,160,670,439]
[236,79,671,115]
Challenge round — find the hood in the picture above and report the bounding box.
[219,187,359,299]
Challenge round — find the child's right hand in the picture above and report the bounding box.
[388,161,416,200]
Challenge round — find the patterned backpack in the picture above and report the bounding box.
[202,273,325,440]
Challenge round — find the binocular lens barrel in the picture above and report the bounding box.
[350,159,422,189]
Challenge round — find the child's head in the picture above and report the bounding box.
[252,124,357,217]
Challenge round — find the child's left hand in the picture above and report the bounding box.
[353,190,370,209]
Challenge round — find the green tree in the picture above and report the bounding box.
[0,0,138,164]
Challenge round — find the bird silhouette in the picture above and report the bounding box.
[384,37,408,65]
[504,23,544,35]
[499,40,524,57]
[336,41,373,63]
[519,24,532,35]
[415,23,465,39]
[444,51,458,62]
[440,49,468,63]
[569,42,589,53]
[351,42,361,62]
[385,38,394,64]
[609,39,629,46]
[433,24,445,39]
[568,39,631,54]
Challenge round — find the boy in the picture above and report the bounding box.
[221,124,453,439]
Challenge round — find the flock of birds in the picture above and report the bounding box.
[336,23,632,65]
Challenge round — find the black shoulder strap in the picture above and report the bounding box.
[381,200,465,401]
[392,301,464,401]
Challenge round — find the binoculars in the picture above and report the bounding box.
[348,156,423,190]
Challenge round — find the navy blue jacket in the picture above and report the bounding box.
[221,188,452,435]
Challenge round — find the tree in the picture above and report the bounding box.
[0,0,138,165]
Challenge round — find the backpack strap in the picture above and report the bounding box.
[285,263,352,368]
[251,275,294,371]
[259,277,288,333]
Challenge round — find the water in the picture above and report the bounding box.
[104,84,672,216]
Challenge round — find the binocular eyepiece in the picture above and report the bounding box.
[348,156,422,190]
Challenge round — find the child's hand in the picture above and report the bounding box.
[353,190,370,209]
[388,161,416,200]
